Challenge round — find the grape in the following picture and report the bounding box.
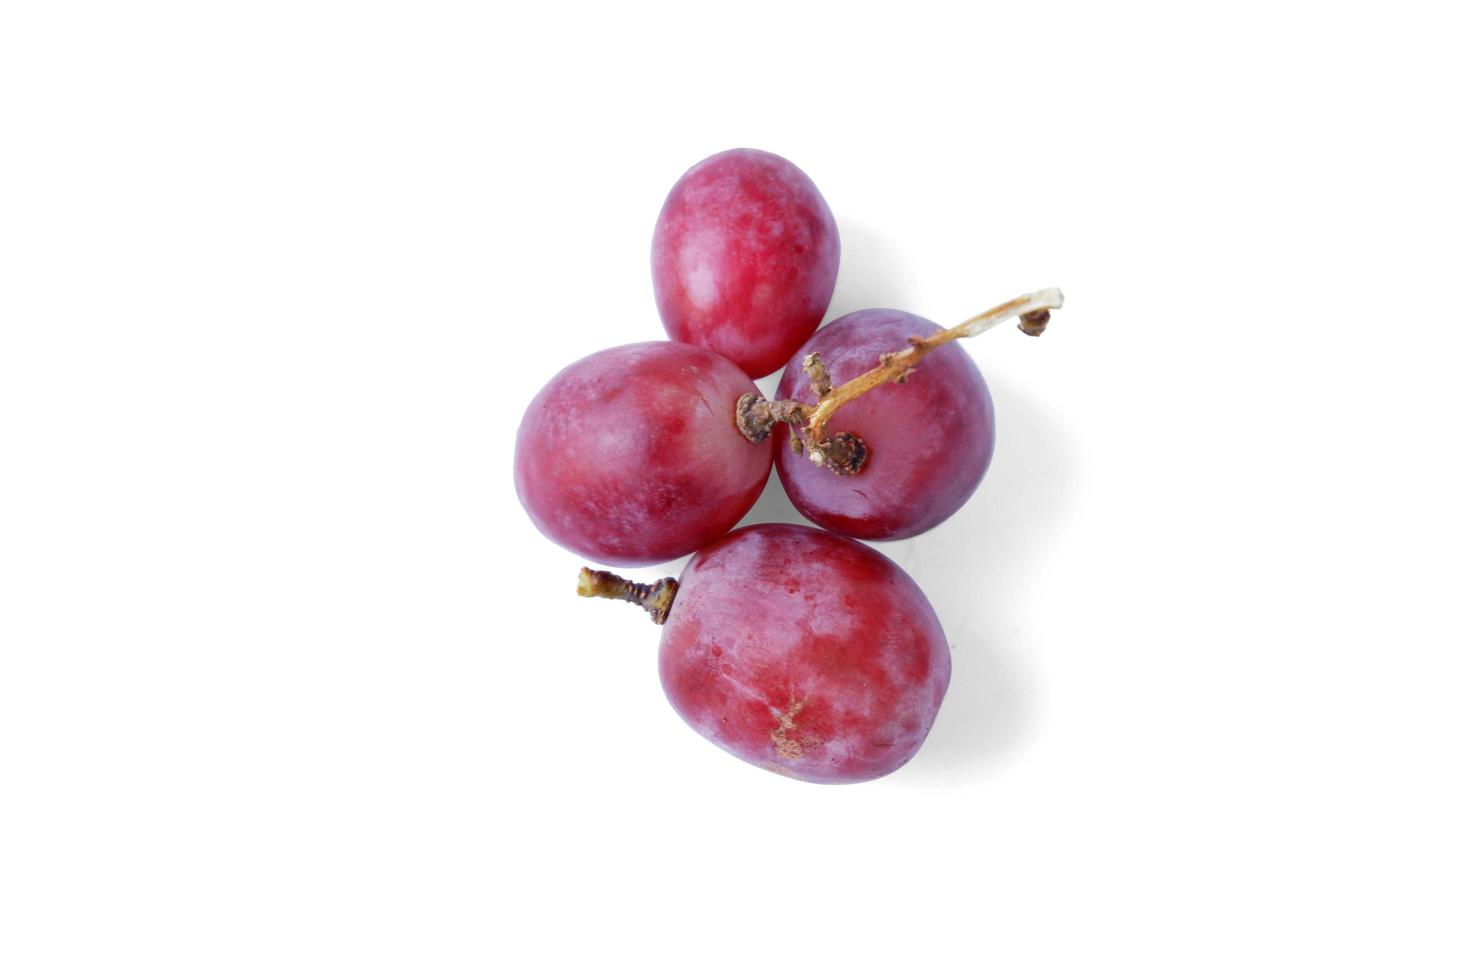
[652,148,840,378]
[732,289,1060,535]
[773,308,995,540]
[515,342,773,566]
[580,523,950,783]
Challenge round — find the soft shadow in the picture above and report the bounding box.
[885,379,1079,783]
[826,217,918,318]
[735,467,812,530]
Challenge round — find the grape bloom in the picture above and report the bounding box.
[652,148,839,378]
[514,342,773,567]
[579,523,950,783]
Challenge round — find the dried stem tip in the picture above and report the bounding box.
[577,568,678,625]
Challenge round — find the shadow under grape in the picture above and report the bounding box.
[825,217,919,320]
[735,467,812,531]
[885,379,1078,782]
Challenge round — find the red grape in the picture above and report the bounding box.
[774,309,995,540]
[515,342,773,566]
[652,148,840,378]
[583,523,950,783]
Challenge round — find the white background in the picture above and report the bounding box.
[2,2,1467,977]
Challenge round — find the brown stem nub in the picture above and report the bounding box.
[803,352,833,398]
[734,392,809,444]
[734,287,1065,477]
[1019,309,1051,336]
[577,568,678,625]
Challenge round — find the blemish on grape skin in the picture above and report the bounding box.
[770,699,806,760]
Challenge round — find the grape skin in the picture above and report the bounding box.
[514,342,773,566]
[775,309,995,540]
[652,148,840,378]
[659,524,950,783]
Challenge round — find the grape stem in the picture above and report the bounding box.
[577,568,678,625]
[735,287,1065,475]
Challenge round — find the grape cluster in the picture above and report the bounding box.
[514,148,1063,783]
